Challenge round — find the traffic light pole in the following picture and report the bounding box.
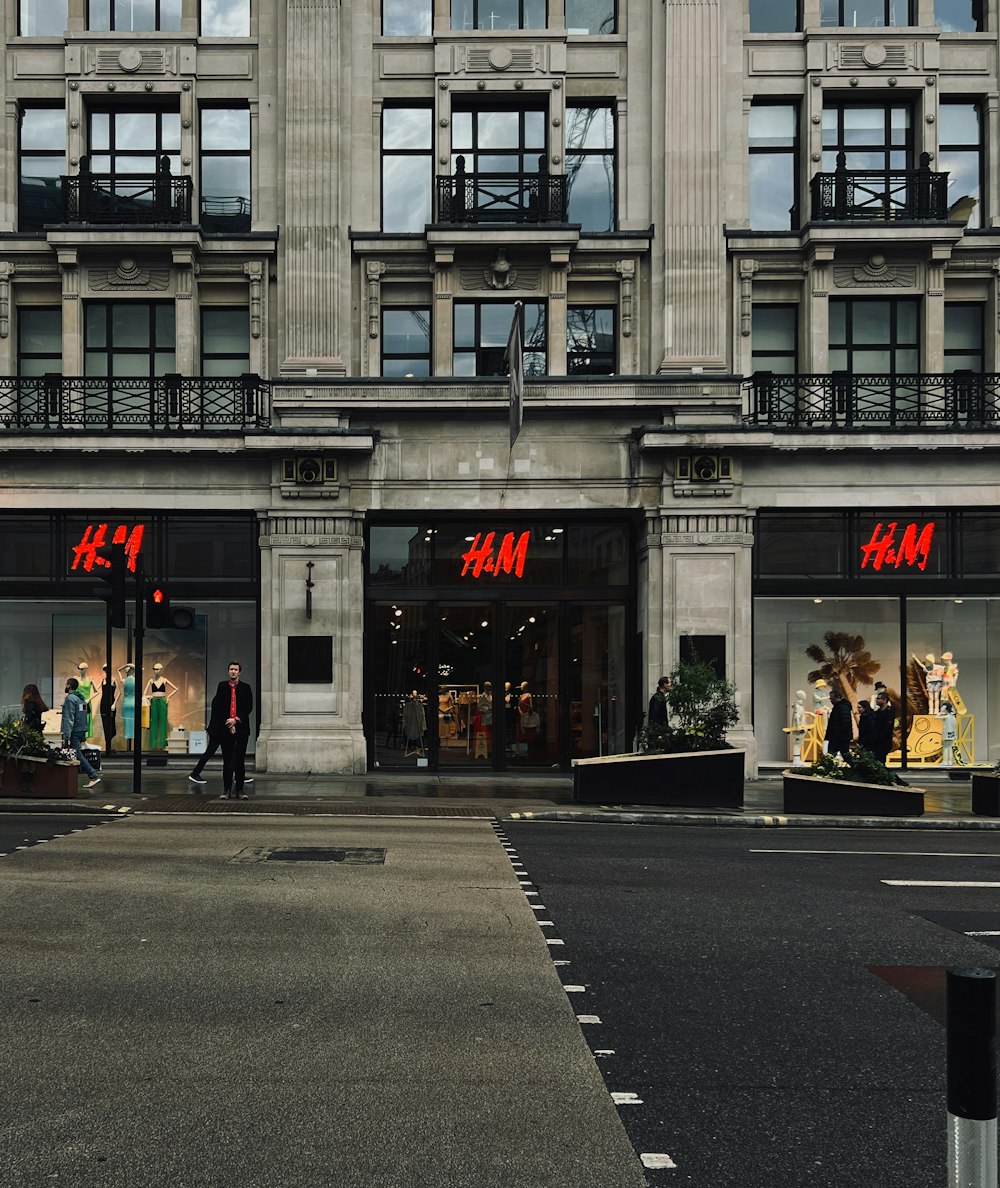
[132,565,144,798]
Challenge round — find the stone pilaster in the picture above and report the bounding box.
[281,0,346,375]
[255,512,366,774]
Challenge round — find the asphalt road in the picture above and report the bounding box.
[504,821,1000,1188]
[0,811,122,857]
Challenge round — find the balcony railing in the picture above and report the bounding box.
[745,372,1000,429]
[0,376,269,432]
[62,158,193,225]
[811,152,949,223]
[200,195,252,234]
[436,156,568,225]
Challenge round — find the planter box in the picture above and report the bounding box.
[971,772,1000,817]
[0,755,79,799]
[573,749,745,809]
[782,770,924,817]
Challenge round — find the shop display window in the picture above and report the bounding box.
[368,526,433,585]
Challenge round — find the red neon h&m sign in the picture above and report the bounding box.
[859,521,935,572]
[460,531,530,579]
[70,523,145,573]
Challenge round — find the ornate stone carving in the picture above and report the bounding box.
[89,257,170,291]
[459,252,541,291]
[366,261,387,339]
[0,263,13,339]
[616,259,635,339]
[245,261,264,340]
[738,258,758,337]
[832,255,916,288]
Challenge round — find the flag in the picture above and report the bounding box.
[504,301,524,448]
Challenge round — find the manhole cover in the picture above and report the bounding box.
[231,846,385,864]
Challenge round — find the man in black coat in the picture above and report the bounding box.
[212,661,254,799]
[825,688,854,761]
[869,691,896,764]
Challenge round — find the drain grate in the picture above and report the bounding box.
[231,846,386,864]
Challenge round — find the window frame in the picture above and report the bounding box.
[381,104,434,232]
[382,0,432,35]
[828,297,920,377]
[566,306,616,375]
[821,100,914,173]
[84,301,176,379]
[87,105,181,179]
[17,307,62,377]
[451,0,546,30]
[199,0,251,37]
[751,304,799,376]
[564,0,616,34]
[18,0,68,35]
[18,105,66,233]
[943,302,984,374]
[820,0,914,26]
[748,101,799,231]
[381,307,433,378]
[565,103,616,232]
[199,104,251,233]
[453,300,547,377]
[938,99,982,230]
[200,306,251,377]
[87,0,181,32]
[748,0,801,33]
[933,0,984,31]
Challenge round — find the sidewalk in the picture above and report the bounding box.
[4,758,1000,829]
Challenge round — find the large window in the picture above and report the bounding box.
[453,302,546,376]
[751,305,797,375]
[200,0,250,36]
[822,103,912,172]
[382,309,432,378]
[565,0,615,33]
[749,0,799,31]
[201,308,250,376]
[88,0,180,31]
[382,107,433,232]
[565,105,615,232]
[452,0,545,29]
[829,298,918,376]
[19,107,65,232]
[944,304,984,374]
[820,0,912,25]
[749,103,798,231]
[934,0,983,30]
[200,106,250,232]
[18,309,62,377]
[383,0,431,34]
[567,307,615,374]
[89,108,180,177]
[939,102,982,229]
[85,303,175,378]
[452,105,546,178]
[19,0,67,34]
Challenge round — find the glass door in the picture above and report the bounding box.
[504,603,559,767]
[436,603,495,766]
[569,604,628,760]
[370,602,430,769]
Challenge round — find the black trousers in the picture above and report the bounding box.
[220,729,250,794]
[191,729,222,777]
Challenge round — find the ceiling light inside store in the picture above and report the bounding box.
[955,599,964,605]
[813,598,823,604]
[481,620,488,627]
[394,608,402,617]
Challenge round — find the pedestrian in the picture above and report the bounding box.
[61,678,101,789]
[855,699,876,752]
[210,661,253,800]
[20,684,47,734]
[825,687,853,761]
[647,676,671,727]
[870,691,895,764]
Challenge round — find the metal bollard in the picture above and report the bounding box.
[947,968,997,1188]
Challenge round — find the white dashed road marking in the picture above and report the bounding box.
[641,1153,678,1170]
[612,1092,643,1105]
[882,881,1000,888]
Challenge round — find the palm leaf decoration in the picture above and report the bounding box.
[805,631,881,696]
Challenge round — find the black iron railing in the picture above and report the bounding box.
[62,158,193,225]
[436,156,568,224]
[745,372,998,429]
[0,376,269,432]
[811,152,949,222]
[200,195,252,234]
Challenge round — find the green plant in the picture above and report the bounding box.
[810,744,906,788]
[639,658,738,754]
[0,714,63,764]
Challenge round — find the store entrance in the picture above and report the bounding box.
[367,598,629,772]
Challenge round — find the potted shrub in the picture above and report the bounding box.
[783,744,925,816]
[572,658,744,808]
[0,714,80,799]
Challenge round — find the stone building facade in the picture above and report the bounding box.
[2,1,998,775]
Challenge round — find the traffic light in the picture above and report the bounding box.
[93,541,127,629]
[146,586,195,631]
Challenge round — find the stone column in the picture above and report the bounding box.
[244,260,268,376]
[548,248,569,376]
[172,248,196,374]
[0,263,12,374]
[651,511,756,773]
[281,0,346,374]
[255,512,367,774]
[433,250,454,376]
[2,102,18,233]
[365,260,387,376]
[58,249,82,375]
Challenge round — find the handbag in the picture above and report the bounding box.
[522,711,540,730]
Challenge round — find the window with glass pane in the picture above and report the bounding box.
[20,0,67,34]
[201,308,250,376]
[939,102,981,229]
[829,299,919,375]
[88,108,180,177]
[453,302,546,376]
[944,304,983,373]
[934,0,982,29]
[452,0,545,30]
[19,108,65,232]
[85,303,176,377]
[18,308,62,377]
[367,526,433,585]
[822,103,911,172]
[201,0,250,35]
[452,106,547,178]
[382,107,432,232]
[820,0,913,25]
[383,0,431,34]
[751,305,797,375]
[566,105,614,232]
[567,307,615,374]
[565,0,615,33]
[749,104,798,230]
[750,0,799,31]
[382,309,431,377]
[88,0,180,31]
[200,107,250,232]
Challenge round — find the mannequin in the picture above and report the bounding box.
[782,689,807,763]
[438,685,456,745]
[75,662,96,739]
[402,691,427,758]
[474,681,494,758]
[941,700,957,767]
[504,681,517,754]
[914,653,945,715]
[99,664,117,750]
[516,680,537,752]
[942,651,959,697]
[143,662,178,750]
[118,663,136,747]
